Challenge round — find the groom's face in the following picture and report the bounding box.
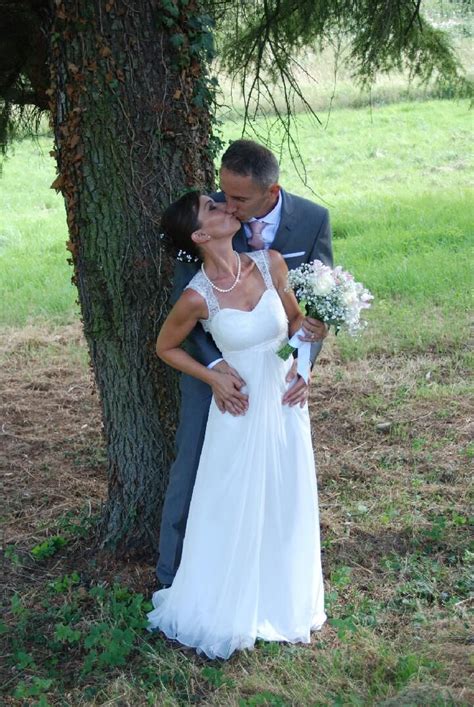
[220,168,280,223]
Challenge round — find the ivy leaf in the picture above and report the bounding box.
[170,34,185,50]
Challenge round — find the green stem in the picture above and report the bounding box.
[277,342,296,360]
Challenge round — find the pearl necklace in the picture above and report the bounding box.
[201,252,241,293]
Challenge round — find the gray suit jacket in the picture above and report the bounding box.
[171,188,333,366]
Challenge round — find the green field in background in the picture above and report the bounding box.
[0,99,472,357]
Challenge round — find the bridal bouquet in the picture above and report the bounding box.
[278,260,373,363]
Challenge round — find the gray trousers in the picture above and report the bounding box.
[156,373,212,584]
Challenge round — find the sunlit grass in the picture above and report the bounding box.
[0,138,77,324]
[0,100,472,359]
[222,99,473,357]
[217,28,473,117]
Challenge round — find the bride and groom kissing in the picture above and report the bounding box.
[148,139,334,659]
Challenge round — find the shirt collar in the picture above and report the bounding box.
[248,189,282,226]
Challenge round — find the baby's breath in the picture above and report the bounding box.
[287,260,373,336]
[176,249,200,263]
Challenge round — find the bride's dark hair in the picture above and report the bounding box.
[160,190,202,262]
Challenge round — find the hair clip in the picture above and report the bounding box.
[176,249,200,263]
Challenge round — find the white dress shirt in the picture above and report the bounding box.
[244,189,283,249]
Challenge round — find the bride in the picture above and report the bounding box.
[148,190,326,659]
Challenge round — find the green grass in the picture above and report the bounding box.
[0,577,463,704]
[222,99,473,357]
[217,7,473,117]
[2,486,471,704]
[1,99,472,359]
[0,138,78,325]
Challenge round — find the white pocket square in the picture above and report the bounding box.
[283,251,305,258]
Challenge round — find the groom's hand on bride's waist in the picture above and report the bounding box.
[209,361,249,416]
[282,360,311,408]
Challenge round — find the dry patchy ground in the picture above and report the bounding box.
[1,323,472,705]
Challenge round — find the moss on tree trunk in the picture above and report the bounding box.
[49,0,215,555]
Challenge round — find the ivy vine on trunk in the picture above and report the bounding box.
[49,0,216,555]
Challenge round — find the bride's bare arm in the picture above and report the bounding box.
[268,250,327,342]
[156,290,249,415]
[267,250,304,336]
[267,250,311,408]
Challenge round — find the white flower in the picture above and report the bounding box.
[342,295,357,309]
[285,259,373,337]
[309,260,335,295]
[312,270,335,296]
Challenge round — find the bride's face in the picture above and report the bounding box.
[196,196,240,239]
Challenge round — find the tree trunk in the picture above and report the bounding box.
[49,0,215,555]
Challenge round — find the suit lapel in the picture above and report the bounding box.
[271,189,294,254]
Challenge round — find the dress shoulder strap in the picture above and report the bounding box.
[247,250,274,290]
[184,270,219,331]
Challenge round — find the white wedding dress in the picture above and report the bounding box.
[148,250,326,659]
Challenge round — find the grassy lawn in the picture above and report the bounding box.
[1,100,472,356]
[1,98,473,705]
[1,330,472,705]
[222,99,473,358]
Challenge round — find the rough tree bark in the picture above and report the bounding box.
[48,0,215,555]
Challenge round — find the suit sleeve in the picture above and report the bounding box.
[308,209,333,365]
[308,209,334,267]
[171,261,223,367]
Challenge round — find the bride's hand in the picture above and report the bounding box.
[210,362,249,416]
[282,359,311,407]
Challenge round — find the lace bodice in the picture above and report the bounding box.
[185,250,287,357]
[185,250,275,332]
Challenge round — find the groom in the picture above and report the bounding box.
[156,139,333,586]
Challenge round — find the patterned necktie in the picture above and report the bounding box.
[248,220,266,250]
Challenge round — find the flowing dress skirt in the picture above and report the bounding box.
[148,330,326,660]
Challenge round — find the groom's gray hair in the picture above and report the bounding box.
[221,139,280,188]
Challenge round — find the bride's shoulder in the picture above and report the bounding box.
[246,249,284,268]
[181,274,209,316]
[245,250,285,290]
[266,249,287,272]
[265,250,288,292]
